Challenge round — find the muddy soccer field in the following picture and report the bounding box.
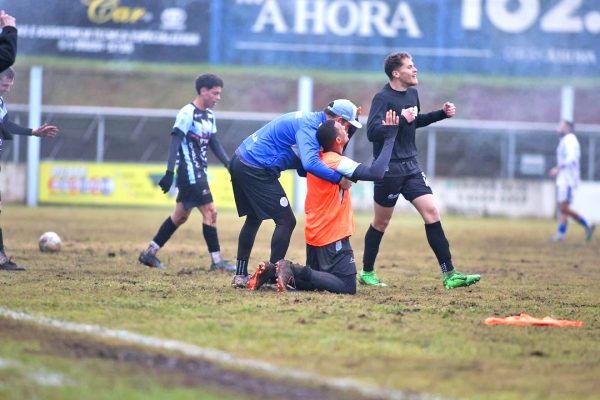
[1,205,598,400]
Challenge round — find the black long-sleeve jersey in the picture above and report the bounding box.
[367,84,447,177]
[0,26,17,72]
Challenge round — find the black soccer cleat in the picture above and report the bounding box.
[0,251,25,271]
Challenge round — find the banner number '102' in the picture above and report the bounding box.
[461,0,600,34]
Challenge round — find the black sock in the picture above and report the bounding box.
[237,216,261,261]
[152,217,178,247]
[270,209,296,264]
[363,225,384,272]
[0,228,4,252]
[424,221,454,273]
[236,259,248,276]
[202,224,220,253]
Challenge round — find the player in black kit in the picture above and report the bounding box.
[0,67,59,270]
[360,52,480,289]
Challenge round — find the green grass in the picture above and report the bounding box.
[0,205,599,399]
[0,326,240,400]
[17,55,600,88]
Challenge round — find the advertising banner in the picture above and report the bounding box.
[38,161,295,208]
[1,0,210,62]
[216,0,599,76]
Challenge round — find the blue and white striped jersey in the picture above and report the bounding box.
[173,103,217,186]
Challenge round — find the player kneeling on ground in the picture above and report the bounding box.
[247,111,398,293]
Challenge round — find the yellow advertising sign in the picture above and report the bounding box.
[39,161,295,208]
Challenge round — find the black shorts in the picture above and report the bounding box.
[176,181,213,210]
[229,153,292,221]
[373,172,433,207]
[305,237,356,277]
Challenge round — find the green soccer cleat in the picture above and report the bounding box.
[443,271,481,289]
[358,270,387,287]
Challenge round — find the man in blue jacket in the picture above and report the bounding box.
[229,99,361,288]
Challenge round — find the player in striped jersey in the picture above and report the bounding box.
[0,67,59,271]
[138,74,235,272]
[548,120,595,242]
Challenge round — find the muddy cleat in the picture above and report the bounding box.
[443,271,481,289]
[247,261,277,291]
[275,260,296,292]
[231,274,250,289]
[358,270,387,287]
[138,249,164,269]
[585,224,595,242]
[210,259,236,273]
[0,251,25,271]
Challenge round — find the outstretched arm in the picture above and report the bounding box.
[2,114,59,138]
[416,101,454,128]
[351,110,399,181]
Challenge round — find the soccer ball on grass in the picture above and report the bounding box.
[39,232,62,253]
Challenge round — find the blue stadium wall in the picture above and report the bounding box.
[2,0,599,76]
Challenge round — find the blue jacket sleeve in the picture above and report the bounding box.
[295,124,342,183]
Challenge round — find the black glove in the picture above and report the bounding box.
[158,170,174,193]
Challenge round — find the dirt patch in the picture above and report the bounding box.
[0,317,372,400]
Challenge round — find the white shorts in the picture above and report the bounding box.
[556,184,574,204]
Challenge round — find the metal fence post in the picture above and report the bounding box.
[589,137,596,181]
[507,132,516,179]
[12,114,21,163]
[426,128,436,178]
[96,115,105,163]
[26,66,43,207]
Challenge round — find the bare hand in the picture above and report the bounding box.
[356,106,363,119]
[443,102,456,118]
[382,109,400,126]
[339,177,353,190]
[0,11,16,28]
[548,167,559,177]
[32,123,59,138]
[401,107,416,123]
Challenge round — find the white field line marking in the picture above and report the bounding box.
[0,307,447,400]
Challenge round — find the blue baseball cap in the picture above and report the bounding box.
[327,99,362,129]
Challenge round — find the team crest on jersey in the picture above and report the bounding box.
[335,240,342,252]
